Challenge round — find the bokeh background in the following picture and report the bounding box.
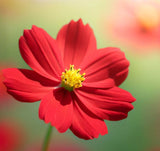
[0,0,160,151]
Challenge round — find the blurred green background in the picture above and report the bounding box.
[0,0,160,151]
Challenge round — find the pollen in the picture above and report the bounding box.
[136,4,160,31]
[61,65,85,91]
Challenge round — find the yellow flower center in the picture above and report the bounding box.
[136,4,160,31]
[61,65,85,91]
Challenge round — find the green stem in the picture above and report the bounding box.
[42,124,53,151]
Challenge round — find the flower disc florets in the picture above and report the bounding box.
[61,65,85,91]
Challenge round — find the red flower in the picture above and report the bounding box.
[0,120,24,151]
[0,67,7,99]
[3,19,136,139]
[0,65,11,106]
[106,0,160,51]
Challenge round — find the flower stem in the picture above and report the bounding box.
[42,124,53,151]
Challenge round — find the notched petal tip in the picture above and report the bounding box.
[124,90,136,103]
[78,18,83,22]
[31,25,44,33]
[76,86,136,122]
[22,25,38,32]
[31,25,38,29]
[70,95,108,140]
[23,29,29,36]
[77,18,85,26]
[70,18,84,25]
[67,19,92,32]
[39,89,73,133]
[2,68,53,103]
[19,23,64,79]
[22,25,40,38]
[56,18,97,68]
[131,95,136,102]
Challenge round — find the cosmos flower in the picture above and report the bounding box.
[3,19,135,139]
[106,0,160,51]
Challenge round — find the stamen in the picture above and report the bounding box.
[61,65,85,91]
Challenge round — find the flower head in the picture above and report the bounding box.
[61,65,85,91]
[3,19,136,139]
[107,0,160,51]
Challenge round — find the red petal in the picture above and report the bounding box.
[75,86,135,121]
[56,19,97,69]
[19,25,64,81]
[3,68,58,102]
[83,78,115,89]
[39,88,73,133]
[70,94,108,140]
[80,47,129,86]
